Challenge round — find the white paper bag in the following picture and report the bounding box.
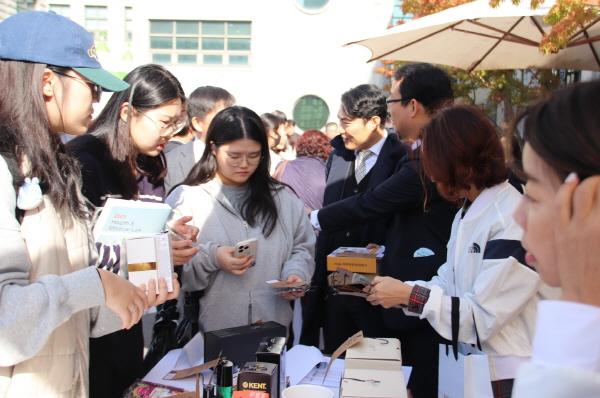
[438,344,494,398]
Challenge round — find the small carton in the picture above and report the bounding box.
[340,338,406,398]
[326,246,385,274]
[124,232,174,292]
[237,362,277,398]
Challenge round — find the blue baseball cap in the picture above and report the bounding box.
[0,11,128,92]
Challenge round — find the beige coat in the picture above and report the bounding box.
[0,196,94,397]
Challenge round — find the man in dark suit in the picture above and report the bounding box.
[300,84,406,353]
[314,64,457,398]
[164,86,235,193]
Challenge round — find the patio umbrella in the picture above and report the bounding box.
[348,0,600,71]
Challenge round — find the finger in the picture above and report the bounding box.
[171,239,193,249]
[146,281,157,307]
[371,276,383,285]
[155,278,169,305]
[136,285,149,309]
[167,277,181,300]
[174,215,193,226]
[173,246,199,258]
[556,173,579,228]
[572,177,598,221]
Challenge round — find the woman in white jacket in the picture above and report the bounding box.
[367,105,540,397]
[166,106,315,333]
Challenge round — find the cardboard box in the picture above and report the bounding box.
[341,338,406,398]
[326,246,384,274]
[125,232,174,292]
[237,362,277,398]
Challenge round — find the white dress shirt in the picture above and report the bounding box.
[311,133,387,231]
[193,138,206,163]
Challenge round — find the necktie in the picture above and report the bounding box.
[355,150,374,184]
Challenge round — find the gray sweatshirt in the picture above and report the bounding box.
[0,155,119,367]
[166,179,315,332]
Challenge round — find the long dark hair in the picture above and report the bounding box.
[509,80,600,181]
[422,105,506,201]
[88,64,185,198]
[184,106,283,237]
[0,60,87,218]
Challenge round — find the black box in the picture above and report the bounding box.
[204,321,287,368]
[256,337,286,398]
[237,362,277,397]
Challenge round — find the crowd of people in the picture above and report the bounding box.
[1,10,599,398]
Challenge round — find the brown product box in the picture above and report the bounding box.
[237,362,277,398]
[340,338,406,398]
[326,246,384,274]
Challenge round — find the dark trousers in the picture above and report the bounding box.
[89,322,144,398]
[323,294,392,355]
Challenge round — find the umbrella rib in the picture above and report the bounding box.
[582,28,600,68]
[371,22,463,61]
[468,17,524,72]
[452,27,538,46]
[569,16,600,41]
[529,16,546,38]
[466,20,539,46]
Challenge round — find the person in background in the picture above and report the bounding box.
[273,129,332,212]
[510,81,600,397]
[165,86,235,193]
[164,125,194,154]
[310,64,457,397]
[300,84,406,352]
[67,64,197,398]
[324,121,340,141]
[285,119,301,156]
[367,105,540,398]
[166,106,315,334]
[0,12,178,397]
[261,112,285,175]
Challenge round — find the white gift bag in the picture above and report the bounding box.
[438,344,494,398]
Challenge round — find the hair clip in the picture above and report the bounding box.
[17,177,43,210]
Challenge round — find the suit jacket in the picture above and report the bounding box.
[318,149,457,331]
[300,134,406,345]
[165,141,196,193]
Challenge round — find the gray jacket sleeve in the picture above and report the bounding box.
[0,157,106,366]
[280,193,316,283]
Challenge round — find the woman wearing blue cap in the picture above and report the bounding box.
[0,11,180,397]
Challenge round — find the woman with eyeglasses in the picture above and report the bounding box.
[67,63,198,398]
[0,12,179,397]
[166,106,315,335]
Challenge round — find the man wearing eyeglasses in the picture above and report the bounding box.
[312,63,456,398]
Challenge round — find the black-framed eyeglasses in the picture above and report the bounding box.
[386,97,411,105]
[50,69,102,102]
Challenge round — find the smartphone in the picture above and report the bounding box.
[233,238,258,258]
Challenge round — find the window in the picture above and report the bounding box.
[124,6,132,43]
[85,5,108,44]
[49,3,70,18]
[149,20,251,66]
[293,95,329,131]
[390,0,412,26]
[295,0,330,13]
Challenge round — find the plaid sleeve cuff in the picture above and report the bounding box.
[407,284,431,314]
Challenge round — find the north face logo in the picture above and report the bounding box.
[468,243,481,253]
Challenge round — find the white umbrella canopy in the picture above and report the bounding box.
[348,0,600,71]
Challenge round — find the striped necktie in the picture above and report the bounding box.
[355,149,374,184]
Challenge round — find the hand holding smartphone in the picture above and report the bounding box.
[233,238,258,258]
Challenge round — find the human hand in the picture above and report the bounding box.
[280,275,307,300]
[366,276,411,308]
[171,238,199,265]
[554,174,600,307]
[216,246,254,275]
[143,273,181,307]
[98,269,148,329]
[171,216,199,242]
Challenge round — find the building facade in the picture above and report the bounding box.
[39,0,397,130]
